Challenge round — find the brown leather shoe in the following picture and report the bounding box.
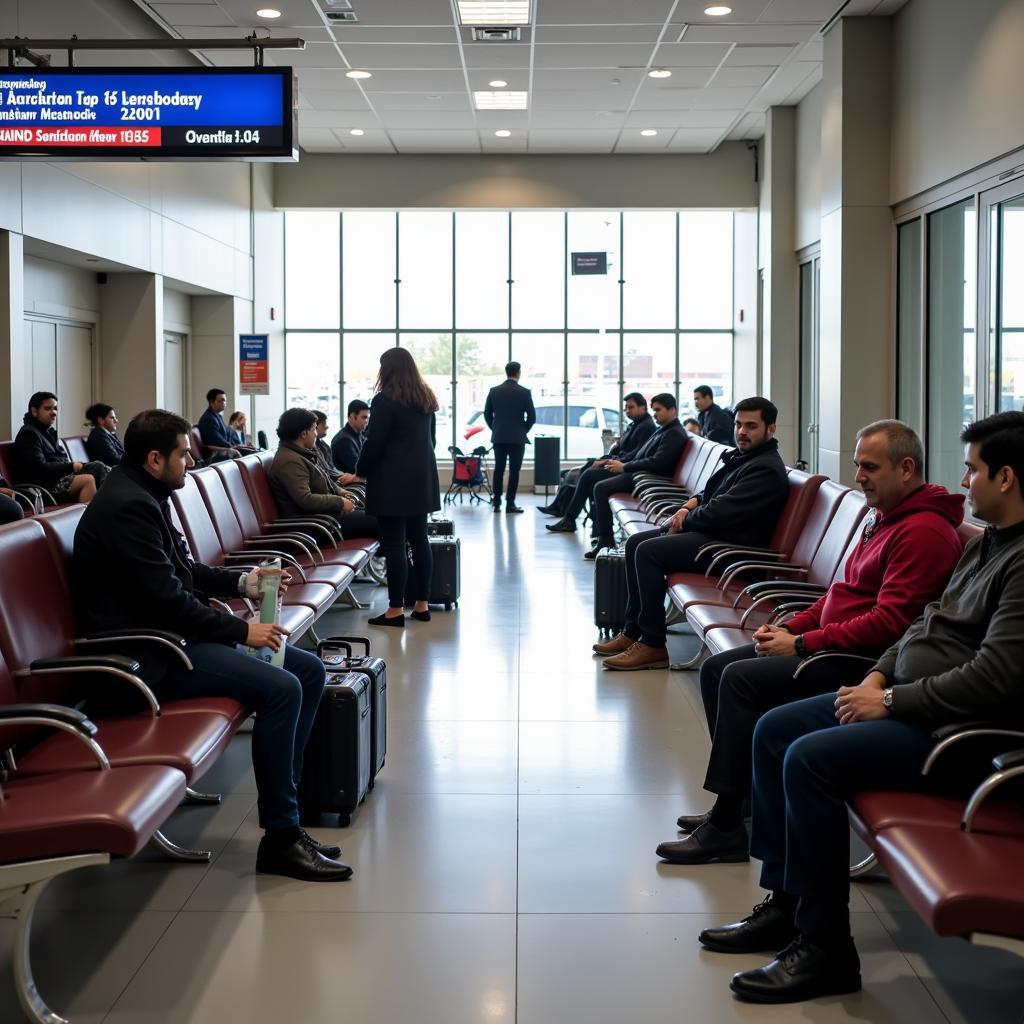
[593,632,637,655]
[602,641,670,671]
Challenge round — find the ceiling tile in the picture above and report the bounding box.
[360,70,469,91]
[537,25,664,44]
[381,110,477,130]
[666,127,725,150]
[727,111,766,139]
[480,136,529,152]
[528,129,621,150]
[671,0,774,19]
[652,42,732,67]
[462,43,532,69]
[783,64,822,103]
[689,86,760,108]
[710,65,775,88]
[682,23,819,44]
[532,69,644,91]
[389,130,481,151]
[529,109,626,129]
[330,129,395,151]
[337,43,463,69]
[796,37,824,61]
[475,110,530,129]
[299,89,372,111]
[298,108,378,129]
[616,133,673,152]
[265,42,345,68]
[214,0,327,25]
[323,0,454,27]
[299,128,345,152]
[625,108,741,128]
[371,92,472,111]
[468,69,530,89]
[151,4,234,27]
[754,60,818,103]
[723,44,795,65]
[759,0,841,21]
[532,90,631,111]
[537,0,675,24]
[294,68,364,90]
[533,44,658,69]
[627,85,702,109]
[197,48,262,65]
[636,68,716,90]
[330,27,455,44]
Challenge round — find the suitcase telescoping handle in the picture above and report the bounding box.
[317,639,352,661]
[320,635,372,657]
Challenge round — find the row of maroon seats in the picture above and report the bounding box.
[0,452,379,1023]
[0,435,91,514]
[601,432,1024,968]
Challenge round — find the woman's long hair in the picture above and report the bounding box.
[375,347,438,413]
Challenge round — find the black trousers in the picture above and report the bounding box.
[492,443,525,505]
[336,510,381,540]
[378,514,432,608]
[563,466,615,524]
[751,693,938,938]
[699,645,867,802]
[590,472,635,541]
[623,528,710,646]
[0,493,23,525]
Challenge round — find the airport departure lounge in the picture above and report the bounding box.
[0,1,1023,1021]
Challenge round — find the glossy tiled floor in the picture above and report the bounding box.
[3,497,1023,1022]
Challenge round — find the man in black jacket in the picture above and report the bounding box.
[584,393,688,559]
[541,392,656,524]
[12,391,99,504]
[72,409,352,883]
[704,411,1024,1004]
[484,361,536,513]
[598,397,789,670]
[330,399,369,479]
[695,385,734,444]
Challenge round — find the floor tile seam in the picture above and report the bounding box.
[512,909,896,917]
[166,909,523,916]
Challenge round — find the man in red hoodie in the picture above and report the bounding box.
[656,419,964,864]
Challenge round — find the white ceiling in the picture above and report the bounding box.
[131,0,907,155]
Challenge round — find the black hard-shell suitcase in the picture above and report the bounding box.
[426,515,455,537]
[317,636,387,787]
[298,671,371,827]
[427,536,460,609]
[594,547,627,635]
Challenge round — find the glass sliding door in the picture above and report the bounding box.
[994,193,1024,412]
[798,257,820,473]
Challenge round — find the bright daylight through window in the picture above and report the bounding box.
[284,210,734,457]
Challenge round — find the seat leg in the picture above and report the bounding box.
[340,586,363,609]
[184,787,222,805]
[849,852,878,878]
[149,828,212,863]
[670,640,707,671]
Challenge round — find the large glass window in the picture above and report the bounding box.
[997,194,1024,412]
[927,199,976,491]
[897,219,924,435]
[285,210,736,457]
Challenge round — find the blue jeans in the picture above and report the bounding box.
[169,643,325,830]
[750,692,936,937]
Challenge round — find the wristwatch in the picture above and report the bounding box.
[793,634,806,658]
[882,687,894,713]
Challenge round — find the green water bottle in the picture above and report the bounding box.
[248,558,285,667]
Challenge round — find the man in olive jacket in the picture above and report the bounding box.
[268,408,379,540]
[702,411,1024,1005]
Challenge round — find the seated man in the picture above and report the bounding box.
[541,392,655,522]
[582,393,688,558]
[694,384,733,444]
[312,411,343,483]
[683,417,701,435]
[0,475,24,524]
[597,398,789,671]
[85,402,125,466]
[331,399,369,482]
[702,411,1024,1004]
[269,407,380,539]
[12,391,101,504]
[198,388,254,461]
[72,409,352,882]
[657,420,964,864]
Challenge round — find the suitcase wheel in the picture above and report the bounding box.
[445,602,452,611]
[338,811,352,828]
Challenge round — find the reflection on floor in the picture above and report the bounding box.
[2,497,1022,1023]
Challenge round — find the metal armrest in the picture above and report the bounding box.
[241,536,316,562]
[732,585,824,610]
[76,630,192,670]
[738,592,815,627]
[250,531,323,558]
[13,484,57,507]
[767,600,819,624]
[718,562,808,590]
[15,655,160,716]
[0,704,108,771]
[922,726,1024,776]
[961,747,1024,832]
[793,651,876,679]
[706,547,788,576]
[268,517,341,545]
[222,550,307,582]
[736,579,825,600]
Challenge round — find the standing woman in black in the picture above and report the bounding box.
[356,347,441,627]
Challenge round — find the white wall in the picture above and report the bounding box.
[891,0,1024,204]
[795,84,822,252]
[24,257,100,323]
[163,288,192,334]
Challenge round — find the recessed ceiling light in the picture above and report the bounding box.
[255,7,281,17]
[456,1,531,26]
[345,69,372,79]
[640,129,658,137]
[648,69,672,79]
[473,90,528,110]
[349,129,364,136]
[488,79,508,88]
[704,4,732,15]
[494,129,511,137]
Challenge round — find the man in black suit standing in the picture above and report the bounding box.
[484,361,536,514]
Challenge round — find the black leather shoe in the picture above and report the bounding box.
[584,538,614,561]
[411,609,431,622]
[545,518,577,533]
[492,503,502,513]
[677,810,711,833]
[656,821,749,864]
[299,828,341,860]
[537,505,560,516]
[699,894,798,954]
[368,612,404,628]
[256,834,353,882]
[506,504,524,513]
[730,934,861,1003]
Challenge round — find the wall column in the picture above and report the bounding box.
[0,230,25,439]
[818,17,894,483]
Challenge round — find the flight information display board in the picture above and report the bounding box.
[0,67,296,160]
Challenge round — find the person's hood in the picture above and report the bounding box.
[876,482,965,529]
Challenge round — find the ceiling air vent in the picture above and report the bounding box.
[472,27,521,42]
[326,10,358,21]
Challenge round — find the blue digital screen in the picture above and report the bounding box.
[0,67,296,160]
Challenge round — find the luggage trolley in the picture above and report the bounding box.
[444,445,492,505]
